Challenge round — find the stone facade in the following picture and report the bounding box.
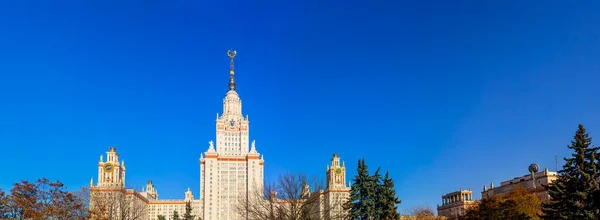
[437,189,477,218]
[90,147,201,220]
[199,50,264,220]
[481,168,557,202]
[266,153,350,220]
[89,51,350,220]
[318,153,351,219]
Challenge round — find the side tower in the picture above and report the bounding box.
[96,146,126,188]
[90,147,148,220]
[199,50,265,220]
[321,153,351,219]
[437,189,477,218]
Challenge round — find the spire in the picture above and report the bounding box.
[227,49,237,90]
[90,178,93,187]
[250,140,257,153]
[208,140,215,152]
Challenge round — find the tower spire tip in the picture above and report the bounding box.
[227,49,237,90]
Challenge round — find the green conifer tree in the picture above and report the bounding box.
[182,202,196,220]
[541,124,600,219]
[378,172,401,220]
[157,215,166,220]
[371,167,382,218]
[172,210,180,220]
[346,159,377,219]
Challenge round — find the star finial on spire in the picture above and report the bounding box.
[227,49,237,90]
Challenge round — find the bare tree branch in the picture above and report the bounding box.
[89,188,146,220]
[402,205,445,220]
[238,172,346,220]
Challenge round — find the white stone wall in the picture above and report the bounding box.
[147,200,201,220]
[201,155,219,220]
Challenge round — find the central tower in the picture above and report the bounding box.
[200,50,264,220]
[216,50,250,156]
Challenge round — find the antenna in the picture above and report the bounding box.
[555,155,558,172]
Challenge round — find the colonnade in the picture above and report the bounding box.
[442,192,473,205]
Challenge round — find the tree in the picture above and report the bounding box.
[9,179,37,218]
[8,178,87,219]
[346,159,400,220]
[403,205,443,220]
[89,188,145,220]
[0,188,8,218]
[457,186,540,220]
[182,201,196,220]
[157,215,166,220]
[541,124,600,219]
[238,172,339,220]
[346,159,377,219]
[377,172,401,220]
[505,186,541,220]
[459,196,530,220]
[172,210,180,220]
[71,186,91,218]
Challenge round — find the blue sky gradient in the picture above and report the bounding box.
[1,0,599,211]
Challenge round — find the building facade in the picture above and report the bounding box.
[90,147,201,220]
[481,166,557,202]
[199,49,265,220]
[265,153,350,220]
[90,50,349,220]
[437,189,477,219]
[318,153,351,219]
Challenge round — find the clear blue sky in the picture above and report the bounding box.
[1,0,599,212]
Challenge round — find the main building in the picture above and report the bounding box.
[89,51,350,220]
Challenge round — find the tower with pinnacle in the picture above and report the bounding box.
[318,153,351,219]
[199,50,265,220]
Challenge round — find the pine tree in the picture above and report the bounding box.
[346,159,401,220]
[172,210,180,220]
[157,215,166,220]
[346,159,377,219]
[371,167,383,219]
[378,172,401,220]
[541,124,600,219]
[182,202,196,220]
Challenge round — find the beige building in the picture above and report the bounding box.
[318,153,351,219]
[90,147,201,220]
[199,49,265,220]
[481,165,557,202]
[266,153,351,219]
[436,189,477,218]
[90,50,350,220]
